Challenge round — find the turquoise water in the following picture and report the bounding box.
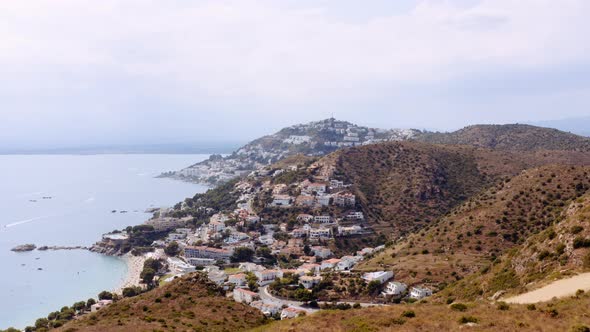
[0,154,208,329]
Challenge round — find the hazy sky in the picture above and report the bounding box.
[1,0,589,149]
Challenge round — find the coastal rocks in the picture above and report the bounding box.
[10,244,89,252]
[89,242,124,256]
[37,245,89,251]
[11,244,36,252]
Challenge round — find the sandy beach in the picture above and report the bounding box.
[113,253,147,294]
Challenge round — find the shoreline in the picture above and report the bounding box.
[113,253,147,294]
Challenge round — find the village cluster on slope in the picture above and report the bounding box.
[95,156,433,320]
[168,118,417,185]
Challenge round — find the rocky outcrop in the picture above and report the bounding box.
[11,244,36,252]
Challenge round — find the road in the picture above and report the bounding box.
[504,273,590,304]
[258,286,384,310]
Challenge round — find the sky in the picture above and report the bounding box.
[1,0,589,150]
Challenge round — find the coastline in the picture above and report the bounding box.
[113,253,147,294]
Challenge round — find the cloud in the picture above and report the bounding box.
[0,0,589,146]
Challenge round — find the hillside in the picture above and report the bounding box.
[359,165,590,298]
[55,273,266,332]
[253,294,590,331]
[169,118,417,185]
[445,191,590,301]
[317,142,590,236]
[415,124,590,152]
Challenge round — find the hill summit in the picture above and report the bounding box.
[168,118,417,185]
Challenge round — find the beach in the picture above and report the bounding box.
[113,253,147,294]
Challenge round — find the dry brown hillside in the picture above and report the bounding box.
[56,273,266,332]
[443,191,590,301]
[252,293,590,332]
[322,141,590,236]
[415,124,590,152]
[358,165,590,293]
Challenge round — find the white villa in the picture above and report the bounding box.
[410,287,433,299]
[382,281,407,297]
[362,271,394,284]
[233,288,260,304]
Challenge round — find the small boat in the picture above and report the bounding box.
[29,199,37,202]
[37,268,43,271]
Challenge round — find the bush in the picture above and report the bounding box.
[401,310,415,318]
[450,303,468,312]
[573,237,590,249]
[571,325,590,332]
[496,302,510,311]
[98,291,113,300]
[458,316,479,324]
[526,304,536,311]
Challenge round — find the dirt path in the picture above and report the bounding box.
[504,273,590,304]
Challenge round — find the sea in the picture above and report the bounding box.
[0,154,209,329]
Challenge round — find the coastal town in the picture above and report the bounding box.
[93,155,434,320]
[168,118,417,185]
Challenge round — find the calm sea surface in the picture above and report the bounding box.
[0,154,208,329]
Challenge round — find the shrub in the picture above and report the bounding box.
[401,310,416,318]
[526,304,536,311]
[571,325,590,332]
[538,250,551,261]
[496,302,510,311]
[573,237,590,249]
[458,316,479,324]
[571,226,584,234]
[450,303,468,312]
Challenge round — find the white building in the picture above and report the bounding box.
[90,300,113,312]
[317,195,331,207]
[410,287,433,299]
[167,257,195,273]
[309,228,332,240]
[228,273,248,287]
[320,258,341,270]
[345,212,364,221]
[208,221,226,233]
[313,215,332,224]
[382,281,407,297]
[337,225,362,236]
[362,271,394,284]
[254,269,283,286]
[311,246,331,259]
[299,276,322,289]
[297,214,314,222]
[250,301,282,316]
[271,195,293,207]
[233,288,260,304]
[281,307,306,320]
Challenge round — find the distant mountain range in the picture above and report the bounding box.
[529,116,590,137]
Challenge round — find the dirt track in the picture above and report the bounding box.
[504,273,590,304]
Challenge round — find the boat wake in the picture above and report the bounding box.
[4,216,49,228]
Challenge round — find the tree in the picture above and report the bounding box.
[86,298,96,309]
[35,318,49,329]
[164,241,180,256]
[98,291,113,300]
[140,267,156,284]
[367,280,382,295]
[256,246,273,259]
[122,286,141,297]
[246,272,259,292]
[303,245,312,256]
[230,247,255,263]
[72,301,86,312]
